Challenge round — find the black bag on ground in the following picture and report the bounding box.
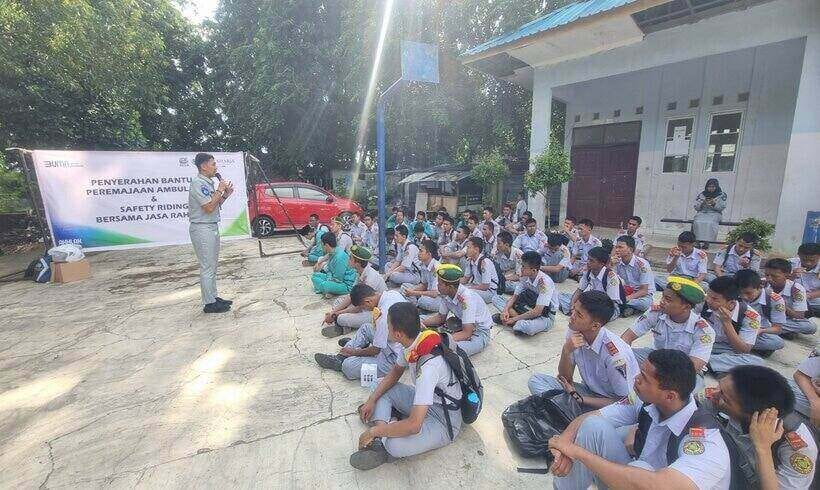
[502,389,575,459]
[513,289,553,316]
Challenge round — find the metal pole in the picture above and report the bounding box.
[375,79,404,273]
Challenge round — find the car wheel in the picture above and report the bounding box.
[338,212,353,227]
[253,216,275,237]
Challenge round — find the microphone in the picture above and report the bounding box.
[214,172,222,181]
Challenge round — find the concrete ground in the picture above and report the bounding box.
[0,237,815,489]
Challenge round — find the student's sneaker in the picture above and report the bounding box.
[338,337,351,347]
[314,353,344,372]
[301,260,313,267]
[349,440,394,470]
[752,349,774,359]
[780,332,797,340]
[621,307,637,318]
[321,324,344,338]
[203,302,230,314]
[215,297,233,306]
[492,313,503,325]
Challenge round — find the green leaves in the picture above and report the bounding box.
[471,149,509,188]
[524,134,573,194]
[726,218,776,252]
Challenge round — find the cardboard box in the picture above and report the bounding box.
[52,259,91,283]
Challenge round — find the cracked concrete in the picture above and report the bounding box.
[0,236,815,489]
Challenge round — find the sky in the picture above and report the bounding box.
[177,0,219,23]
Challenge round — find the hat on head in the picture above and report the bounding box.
[436,263,464,283]
[350,245,372,262]
[331,217,345,226]
[666,276,705,305]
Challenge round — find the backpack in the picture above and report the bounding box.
[585,266,627,309]
[514,288,553,317]
[501,389,575,460]
[477,254,506,294]
[25,255,52,283]
[424,333,484,440]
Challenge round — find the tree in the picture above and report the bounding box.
[470,149,509,206]
[524,133,573,227]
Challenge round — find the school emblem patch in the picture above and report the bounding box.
[790,453,813,475]
[793,289,805,302]
[371,307,382,323]
[682,440,705,455]
[699,334,712,345]
[774,303,786,312]
[614,362,627,379]
[200,184,211,196]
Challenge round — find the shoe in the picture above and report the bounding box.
[752,349,774,358]
[314,353,344,372]
[215,297,233,306]
[780,332,797,340]
[513,329,527,337]
[338,337,351,347]
[621,307,636,318]
[301,260,313,267]
[350,440,393,471]
[321,324,344,338]
[492,313,502,325]
[203,302,230,313]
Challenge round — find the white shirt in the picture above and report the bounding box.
[439,284,494,335]
[396,352,462,407]
[373,290,406,358]
[616,254,655,293]
[419,258,440,291]
[703,301,760,347]
[667,248,708,278]
[579,267,624,305]
[629,308,715,363]
[572,235,603,264]
[466,255,499,293]
[772,279,809,313]
[600,396,731,490]
[568,327,639,399]
[790,257,820,307]
[712,244,760,275]
[359,264,387,293]
[336,231,353,252]
[513,231,547,253]
[514,271,558,312]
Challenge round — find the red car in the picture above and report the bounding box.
[248,182,363,236]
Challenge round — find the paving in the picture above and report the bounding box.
[0,236,815,489]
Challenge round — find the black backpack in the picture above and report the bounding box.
[501,389,575,460]
[514,288,553,317]
[423,333,483,440]
[477,254,506,293]
[585,266,627,309]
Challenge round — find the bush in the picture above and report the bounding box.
[524,134,573,226]
[471,149,509,205]
[726,217,775,252]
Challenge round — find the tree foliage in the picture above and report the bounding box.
[726,217,776,252]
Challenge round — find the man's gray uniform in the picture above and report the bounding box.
[438,284,493,356]
[789,346,819,425]
[701,303,765,373]
[334,264,388,329]
[615,254,655,312]
[340,290,404,380]
[400,258,442,312]
[188,173,221,305]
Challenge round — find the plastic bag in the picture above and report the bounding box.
[48,244,85,263]
[501,389,575,459]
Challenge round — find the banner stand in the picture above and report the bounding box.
[5,148,54,249]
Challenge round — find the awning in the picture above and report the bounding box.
[398,171,472,185]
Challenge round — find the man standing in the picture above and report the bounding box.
[188,153,233,314]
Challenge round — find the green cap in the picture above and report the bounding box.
[350,245,372,261]
[666,276,706,305]
[436,263,464,283]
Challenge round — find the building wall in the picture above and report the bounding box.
[551,37,805,237]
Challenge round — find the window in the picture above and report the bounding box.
[705,112,742,172]
[298,186,328,201]
[663,117,694,173]
[265,186,294,198]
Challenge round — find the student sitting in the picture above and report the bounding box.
[513,218,547,253]
[410,221,429,245]
[559,215,579,244]
[310,233,358,296]
[314,284,404,380]
[559,246,624,319]
[568,218,602,279]
[548,349,731,490]
[466,215,481,238]
[301,214,329,266]
[400,240,442,312]
[791,242,820,317]
[386,207,409,230]
[421,264,493,356]
[540,233,571,284]
[480,220,497,255]
[701,276,766,374]
[704,365,817,488]
[764,258,817,337]
[491,251,558,336]
[436,215,456,251]
[617,215,647,258]
[384,225,421,288]
[409,210,436,240]
[656,231,708,290]
[735,269,786,356]
[462,237,499,304]
[613,235,655,316]
[496,203,517,234]
[528,290,639,418]
[440,225,469,267]
[790,345,820,429]
[350,303,464,470]
[321,245,387,338]
[708,231,761,280]
[492,230,523,294]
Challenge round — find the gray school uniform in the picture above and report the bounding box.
[400,258,442,312]
[617,230,646,257]
[349,221,367,242]
[373,353,463,458]
[628,308,716,365]
[791,257,820,312]
[747,288,787,352]
[439,284,493,356]
[529,327,639,418]
[656,248,708,290]
[465,255,499,303]
[493,246,523,294]
[334,265,388,329]
[387,241,421,286]
[513,230,546,254]
[341,290,404,380]
[701,303,765,374]
[569,235,603,273]
[559,267,624,316]
[712,244,760,277]
[790,346,819,423]
[773,280,817,335]
[437,228,455,250]
[615,254,655,312]
[541,245,571,283]
[514,199,527,221]
[188,173,221,305]
[503,271,558,336]
[554,396,731,490]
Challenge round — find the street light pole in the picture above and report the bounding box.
[375,78,404,272]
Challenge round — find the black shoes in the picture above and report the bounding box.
[203,301,230,313]
[314,353,344,372]
[492,313,502,325]
[321,324,344,338]
[350,439,393,470]
[338,337,351,347]
[216,297,233,306]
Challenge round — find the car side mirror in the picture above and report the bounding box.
[326,195,334,203]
